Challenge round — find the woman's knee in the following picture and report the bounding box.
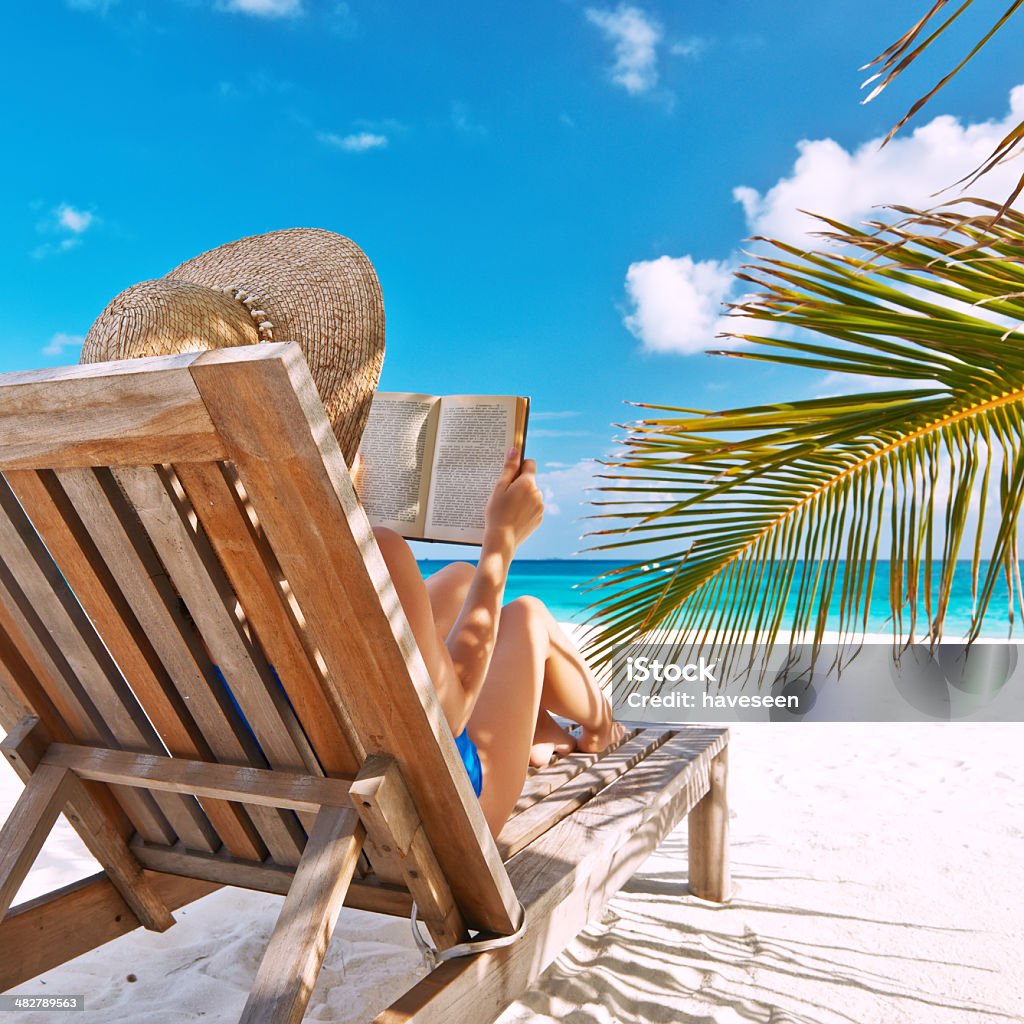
[372,527,423,606]
[373,526,411,571]
[501,595,550,644]
[433,560,474,589]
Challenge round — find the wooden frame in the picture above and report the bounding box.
[0,345,731,1023]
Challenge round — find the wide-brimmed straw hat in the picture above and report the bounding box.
[80,228,385,463]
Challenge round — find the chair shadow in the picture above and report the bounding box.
[495,831,1015,1024]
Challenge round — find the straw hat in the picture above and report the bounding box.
[80,228,385,463]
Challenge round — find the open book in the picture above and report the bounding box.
[356,392,530,545]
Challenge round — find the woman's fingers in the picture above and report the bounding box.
[496,448,521,489]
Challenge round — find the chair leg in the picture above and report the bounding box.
[240,807,365,1024]
[687,748,731,902]
[0,764,73,920]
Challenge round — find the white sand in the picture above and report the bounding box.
[2,721,1021,1021]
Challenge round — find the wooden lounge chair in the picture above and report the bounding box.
[0,343,730,1024]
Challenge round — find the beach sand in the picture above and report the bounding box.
[1,685,1021,1022]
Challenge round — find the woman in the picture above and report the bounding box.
[367,448,624,836]
[79,226,619,836]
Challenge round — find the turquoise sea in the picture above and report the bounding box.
[417,559,1022,639]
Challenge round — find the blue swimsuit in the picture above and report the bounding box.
[214,667,483,797]
[455,729,483,797]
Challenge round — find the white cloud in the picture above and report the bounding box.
[537,459,603,520]
[734,84,1024,245]
[623,85,1024,355]
[670,36,707,59]
[219,0,302,16]
[56,204,93,234]
[318,131,388,152]
[32,202,96,259]
[624,255,735,354]
[42,332,84,358]
[585,4,662,95]
[451,101,487,137]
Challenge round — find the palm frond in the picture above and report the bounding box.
[581,202,1024,670]
[862,0,1024,214]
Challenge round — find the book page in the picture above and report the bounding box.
[356,393,439,538]
[424,395,522,544]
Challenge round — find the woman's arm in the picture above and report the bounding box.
[366,450,543,737]
[444,450,543,732]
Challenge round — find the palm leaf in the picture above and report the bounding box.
[862,0,1024,214]
[581,202,1024,674]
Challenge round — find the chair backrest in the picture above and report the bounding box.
[0,343,520,934]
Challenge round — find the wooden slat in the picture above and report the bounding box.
[0,652,136,849]
[130,842,412,917]
[190,344,520,936]
[169,462,404,881]
[0,475,213,850]
[0,763,73,918]
[43,744,354,812]
[57,774,177,933]
[173,461,362,777]
[0,353,225,471]
[687,747,731,902]
[5,468,246,854]
[0,560,173,844]
[350,756,466,950]
[240,807,364,1024]
[496,728,672,859]
[1,717,177,934]
[172,462,405,880]
[0,870,219,992]
[510,727,639,815]
[376,728,729,1024]
[55,466,295,865]
[0,682,28,729]
[114,465,319,778]
[112,464,315,849]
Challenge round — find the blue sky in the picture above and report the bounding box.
[3,1,1022,557]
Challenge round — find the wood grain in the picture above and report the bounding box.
[496,728,671,858]
[375,728,729,1024]
[0,555,172,844]
[0,473,214,850]
[350,756,466,950]
[0,763,73,919]
[240,807,364,1024]
[55,466,293,864]
[0,353,225,471]
[687,746,731,902]
[130,841,412,917]
[190,344,520,935]
[0,870,219,991]
[5,468,241,853]
[43,743,354,812]
[1,718,177,936]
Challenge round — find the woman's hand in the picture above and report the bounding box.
[483,449,543,553]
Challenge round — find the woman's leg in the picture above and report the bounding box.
[469,596,624,835]
[424,561,474,637]
[423,562,580,767]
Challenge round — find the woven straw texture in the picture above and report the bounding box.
[80,228,385,464]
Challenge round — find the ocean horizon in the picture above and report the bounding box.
[417,558,1023,639]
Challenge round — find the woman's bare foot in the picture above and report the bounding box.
[577,717,626,754]
[529,711,578,767]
